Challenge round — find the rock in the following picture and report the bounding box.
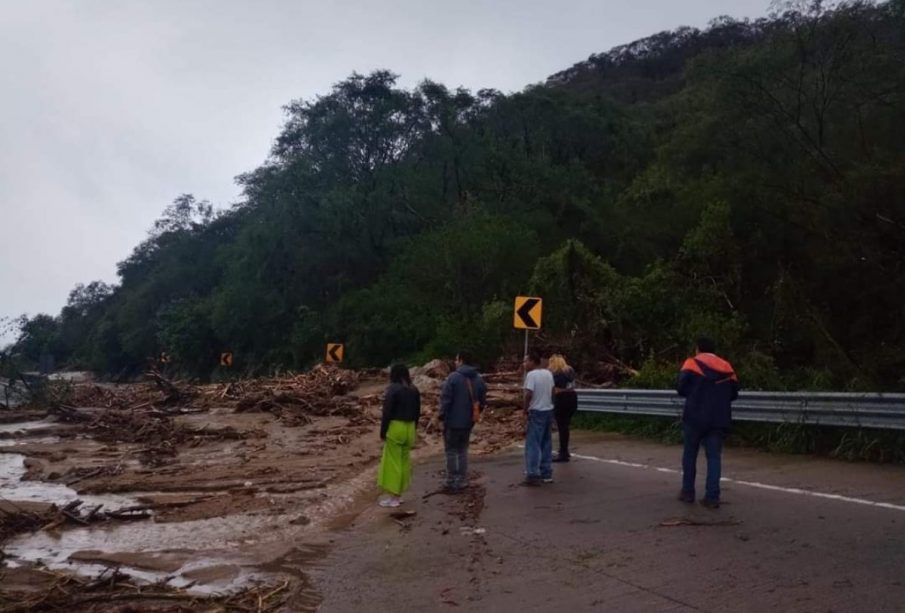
[412,375,441,393]
[413,359,451,380]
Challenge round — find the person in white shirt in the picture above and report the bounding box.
[523,350,555,485]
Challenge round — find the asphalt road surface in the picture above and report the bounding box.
[316,430,905,612]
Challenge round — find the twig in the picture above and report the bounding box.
[260,580,290,603]
[65,467,105,486]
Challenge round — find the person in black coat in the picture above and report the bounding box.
[377,364,421,508]
[549,354,578,462]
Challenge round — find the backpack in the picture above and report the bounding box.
[465,377,481,423]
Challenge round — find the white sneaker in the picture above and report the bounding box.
[379,497,401,508]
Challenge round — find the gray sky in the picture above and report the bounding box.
[0,0,770,342]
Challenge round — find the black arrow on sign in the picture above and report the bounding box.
[517,298,540,328]
[328,345,342,362]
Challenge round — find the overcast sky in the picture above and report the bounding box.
[0,0,770,342]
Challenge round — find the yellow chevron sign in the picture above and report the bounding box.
[326,343,344,363]
[514,296,542,330]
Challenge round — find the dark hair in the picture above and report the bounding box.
[456,351,474,366]
[390,363,411,385]
[526,350,542,366]
[696,336,717,354]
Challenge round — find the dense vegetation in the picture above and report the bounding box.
[5,1,905,390]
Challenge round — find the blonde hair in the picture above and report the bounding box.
[547,354,570,373]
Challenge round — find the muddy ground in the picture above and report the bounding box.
[0,364,525,611]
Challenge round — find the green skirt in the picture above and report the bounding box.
[377,420,417,495]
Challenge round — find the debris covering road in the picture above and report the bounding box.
[0,363,526,611]
[5,365,905,611]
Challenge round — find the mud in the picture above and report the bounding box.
[0,363,526,610]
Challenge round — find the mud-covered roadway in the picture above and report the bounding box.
[0,363,524,611]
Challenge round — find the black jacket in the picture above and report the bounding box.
[381,382,421,439]
[677,353,739,431]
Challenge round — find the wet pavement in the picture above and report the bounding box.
[318,431,905,612]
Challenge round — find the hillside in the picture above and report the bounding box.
[5,1,905,390]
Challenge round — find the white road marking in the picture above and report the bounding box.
[570,452,905,513]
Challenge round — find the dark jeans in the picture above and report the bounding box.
[554,391,578,457]
[681,423,724,501]
[525,410,553,479]
[444,427,472,489]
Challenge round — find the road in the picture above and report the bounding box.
[315,430,905,612]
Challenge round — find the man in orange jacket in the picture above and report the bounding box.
[677,336,739,509]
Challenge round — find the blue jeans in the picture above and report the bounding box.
[444,427,472,489]
[525,410,553,479]
[682,424,724,501]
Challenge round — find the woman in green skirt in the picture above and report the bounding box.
[377,364,421,508]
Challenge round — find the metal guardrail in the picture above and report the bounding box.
[577,389,905,431]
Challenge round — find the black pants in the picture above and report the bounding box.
[444,427,472,489]
[554,391,578,457]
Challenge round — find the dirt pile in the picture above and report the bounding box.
[23,361,526,464]
[39,364,362,416]
[228,366,363,426]
[399,365,526,454]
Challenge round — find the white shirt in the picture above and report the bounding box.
[524,368,555,412]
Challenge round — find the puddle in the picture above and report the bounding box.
[0,453,137,508]
[0,436,61,448]
[3,511,292,594]
[2,460,304,595]
[0,419,59,436]
[0,420,373,600]
[4,541,266,595]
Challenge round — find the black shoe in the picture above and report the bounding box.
[522,477,543,487]
[552,454,570,463]
[678,490,694,503]
[700,498,720,509]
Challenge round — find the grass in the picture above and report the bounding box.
[572,413,683,445]
[572,413,905,464]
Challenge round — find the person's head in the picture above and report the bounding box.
[525,350,542,370]
[455,351,473,368]
[547,354,569,373]
[696,336,717,354]
[390,363,411,385]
